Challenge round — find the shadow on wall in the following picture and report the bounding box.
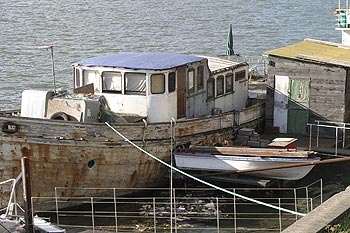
[266,85,342,138]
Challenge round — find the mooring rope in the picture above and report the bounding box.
[105,122,306,217]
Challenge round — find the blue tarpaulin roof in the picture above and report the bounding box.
[72,52,205,70]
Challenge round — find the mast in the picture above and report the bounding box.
[335,0,350,45]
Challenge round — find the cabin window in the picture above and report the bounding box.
[217,75,224,96]
[74,68,81,87]
[226,73,233,93]
[207,77,215,99]
[187,68,195,93]
[235,70,246,82]
[125,72,146,95]
[83,70,99,90]
[102,71,122,93]
[197,65,204,90]
[168,72,176,93]
[151,74,165,94]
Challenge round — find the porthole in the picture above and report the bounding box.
[87,159,96,169]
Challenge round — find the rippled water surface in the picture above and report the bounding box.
[0,0,337,109]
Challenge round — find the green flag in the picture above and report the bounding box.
[227,24,234,56]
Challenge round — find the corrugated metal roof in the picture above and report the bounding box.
[199,56,245,74]
[265,39,350,67]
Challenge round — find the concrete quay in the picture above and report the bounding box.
[282,186,350,233]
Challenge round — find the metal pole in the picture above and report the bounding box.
[216,197,220,233]
[343,123,346,149]
[310,199,313,211]
[40,45,56,94]
[91,197,95,232]
[316,122,320,148]
[153,198,156,233]
[21,157,33,233]
[293,189,298,221]
[306,187,309,213]
[173,189,177,233]
[278,198,282,232]
[335,127,338,156]
[55,187,60,225]
[233,189,237,233]
[320,179,323,204]
[113,188,118,233]
[170,118,176,233]
[49,46,56,94]
[309,124,312,151]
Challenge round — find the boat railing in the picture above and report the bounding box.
[336,0,350,28]
[0,178,21,220]
[29,179,323,232]
[307,120,350,155]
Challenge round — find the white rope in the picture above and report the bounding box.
[105,122,306,217]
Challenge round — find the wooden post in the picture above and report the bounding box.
[21,156,33,233]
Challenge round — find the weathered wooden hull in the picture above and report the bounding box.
[0,103,265,208]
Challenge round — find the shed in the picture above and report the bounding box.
[265,39,350,134]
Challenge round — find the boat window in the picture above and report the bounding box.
[226,73,233,93]
[102,71,122,93]
[83,70,99,90]
[217,75,224,96]
[151,73,165,94]
[187,68,195,93]
[168,72,176,93]
[207,77,215,99]
[125,72,146,95]
[74,68,81,87]
[197,65,204,90]
[235,70,246,82]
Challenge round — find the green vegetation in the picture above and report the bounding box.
[325,216,350,233]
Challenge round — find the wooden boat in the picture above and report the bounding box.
[174,146,320,180]
[0,52,265,208]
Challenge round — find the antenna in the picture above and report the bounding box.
[39,45,56,94]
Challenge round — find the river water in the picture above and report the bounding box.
[0,0,338,110]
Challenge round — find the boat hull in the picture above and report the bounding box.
[0,103,265,208]
[174,153,320,180]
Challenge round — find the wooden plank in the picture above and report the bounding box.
[73,83,94,94]
[183,146,314,158]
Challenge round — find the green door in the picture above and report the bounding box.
[287,78,309,134]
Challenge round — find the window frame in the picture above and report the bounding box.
[197,65,204,91]
[150,73,165,94]
[74,67,81,88]
[168,72,176,93]
[124,72,146,95]
[82,69,100,91]
[207,77,215,100]
[225,73,234,93]
[216,75,225,96]
[187,68,195,93]
[101,71,123,93]
[235,70,246,82]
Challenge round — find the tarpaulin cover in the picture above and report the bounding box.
[72,52,204,70]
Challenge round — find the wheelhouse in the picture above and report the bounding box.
[72,52,248,123]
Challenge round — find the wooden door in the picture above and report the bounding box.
[177,67,186,118]
[287,78,309,134]
[273,75,289,133]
